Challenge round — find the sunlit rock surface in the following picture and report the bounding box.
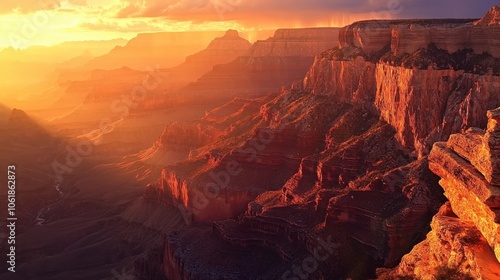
[428,108,500,261]
[379,203,500,280]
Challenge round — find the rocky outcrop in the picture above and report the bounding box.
[428,108,500,262]
[303,49,500,156]
[186,30,250,62]
[447,110,500,185]
[475,5,500,26]
[380,203,500,280]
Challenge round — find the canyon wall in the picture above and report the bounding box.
[375,66,500,156]
[303,51,500,156]
[163,28,341,107]
[339,12,499,58]
[155,5,500,279]
[249,28,340,57]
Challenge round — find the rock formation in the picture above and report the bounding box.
[383,108,500,279]
[159,28,341,107]
[4,108,54,146]
[144,5,500,280]
[379,203,500,280]
[340,14,500,58]
[475,5,500,26]
[429,108,500,260]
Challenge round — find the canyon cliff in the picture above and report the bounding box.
[157,28,341,107]
[381,108,500,280]
[138,5,500,280]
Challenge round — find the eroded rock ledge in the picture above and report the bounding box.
[429,108,500,262]
[384,108,500,279]
[379,203,500,280]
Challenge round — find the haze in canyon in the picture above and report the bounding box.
[0,1,500,280]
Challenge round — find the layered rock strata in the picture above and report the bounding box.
[379,203,500,280]
[428,108,500,262]
[339,6,500,58]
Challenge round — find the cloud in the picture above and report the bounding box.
[0,0,60,14]
[113,0,498,24]
[396,0,498,19]
[79,18,166,32]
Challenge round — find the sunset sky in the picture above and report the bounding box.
[1,0,498,49]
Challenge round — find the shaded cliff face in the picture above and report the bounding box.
[4,109,55,146]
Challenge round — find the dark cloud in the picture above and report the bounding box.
[396,0,498,19]
[115,0,498,25]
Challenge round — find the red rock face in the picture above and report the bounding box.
[475,5,500,26]
[339,16,500,58]
[380,204,500,280]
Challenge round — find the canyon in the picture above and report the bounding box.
[144,5,500,280]
[1,4,499,280]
